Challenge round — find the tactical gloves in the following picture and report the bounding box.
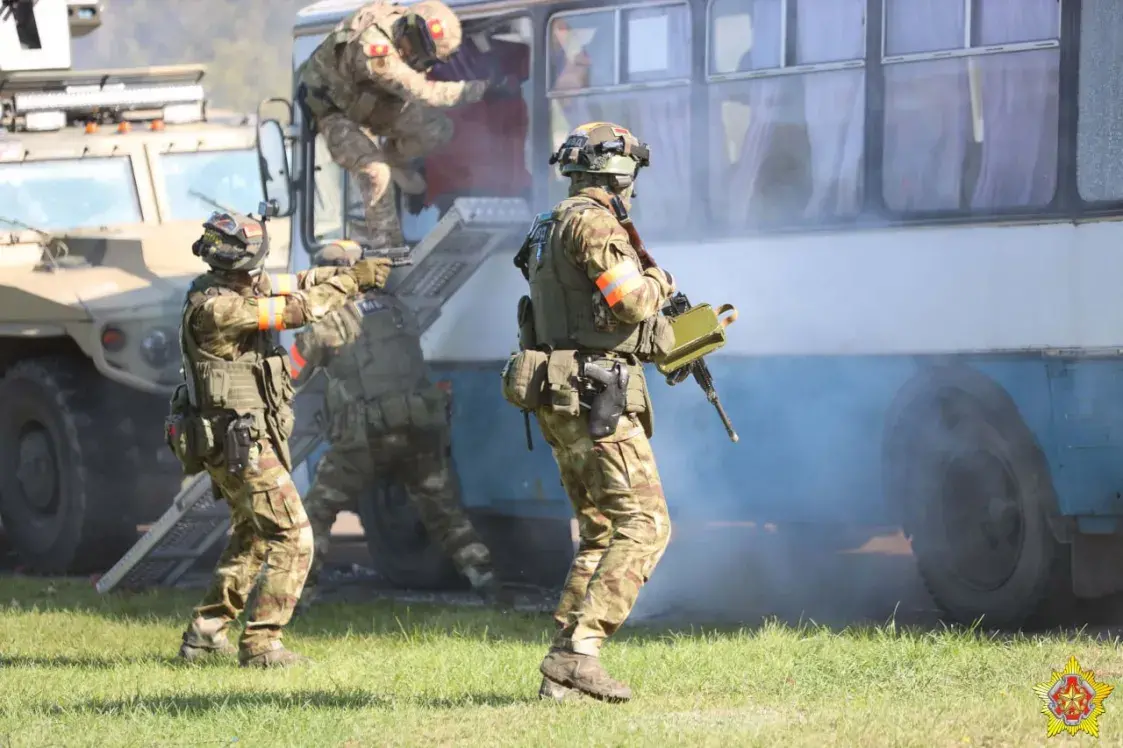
[645,266,676,297]
[353,257,394,290]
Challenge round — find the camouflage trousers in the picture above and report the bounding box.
[319,105,453,249]
[184,439,313,657]
[302,425,492,588]
[536,409,672,657]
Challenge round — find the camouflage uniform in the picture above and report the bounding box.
[506,123,672,702]
[290,242,497,607]
[296,0,506,249]
[170,213,392,668]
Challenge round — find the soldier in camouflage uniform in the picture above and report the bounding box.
[505,123,676,703]
[289,240,501,609]
[168,211,393,668]
[295,0,521,250]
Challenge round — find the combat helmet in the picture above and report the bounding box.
[191,210,270,273]
[394,0,462,71]
[550,122,651,185]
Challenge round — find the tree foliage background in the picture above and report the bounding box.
[71,0,314,113]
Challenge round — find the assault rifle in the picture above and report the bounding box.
[360,244,414,267]
[607,195,739,443]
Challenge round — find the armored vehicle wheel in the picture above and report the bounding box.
[357,472,462,591]
[885,369,1069,630]
[0,357,136,573]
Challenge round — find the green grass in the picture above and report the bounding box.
[1,577,1121,747]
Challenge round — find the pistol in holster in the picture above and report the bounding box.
[223,415,256,475]
[579,358,630,439]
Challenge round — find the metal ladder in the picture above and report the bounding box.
[95,197,531,594]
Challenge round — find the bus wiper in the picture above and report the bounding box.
[189,189,237,215]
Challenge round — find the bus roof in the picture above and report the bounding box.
[294,0,548,33]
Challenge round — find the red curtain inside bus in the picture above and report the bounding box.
[425,36,531,206]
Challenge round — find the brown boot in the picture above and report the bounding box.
[538,676,583,703]
[539,648,632,703]
[238,645,309,669]
[178,618,237,662]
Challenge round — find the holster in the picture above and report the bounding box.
[580,359,630,440]
[223,415,255,476]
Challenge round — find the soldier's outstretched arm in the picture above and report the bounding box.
[350,29,488,108]
[568,212,676,325]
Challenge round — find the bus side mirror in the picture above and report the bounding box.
[256,118,293,218]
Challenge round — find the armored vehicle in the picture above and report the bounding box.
[0,0,290,573]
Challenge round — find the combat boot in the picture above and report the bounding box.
[238,644,310,669]
[538,676,583,703]
[464,567,515,608]
[539,648,632,703]
[178,617,237,662]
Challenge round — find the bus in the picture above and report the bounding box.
[256,0,1123,628]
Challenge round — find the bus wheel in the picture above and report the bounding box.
[885,372,1068,629]
[357,475,460,591]
[0,357,136,573]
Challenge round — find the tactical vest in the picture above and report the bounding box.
[528,196,662,359]
[179,274,296,466]
[298,3,405,121]
[321,290,449,439]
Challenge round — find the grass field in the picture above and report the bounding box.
[1,576,1122,747]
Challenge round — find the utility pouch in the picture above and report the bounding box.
[223,415,256,476]
[580,360,630,440]
[165,384,210,475]
[516,295,538,351]
[500,349,548,411]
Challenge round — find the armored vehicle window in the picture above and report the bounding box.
[159,149,266,221]
[0,157,142,230]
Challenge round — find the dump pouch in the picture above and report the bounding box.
[517,295,538,351]
[223,415,256,476]
[581,360,629,439]
[164,383,216,475]
[656,302,738,375]
[500,349,548,411]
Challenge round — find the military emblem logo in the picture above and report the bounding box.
[1034,656,1114,738]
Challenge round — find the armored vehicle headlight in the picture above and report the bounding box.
[139,327,175,369]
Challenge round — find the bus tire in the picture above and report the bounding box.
[356,471,462,591]
[884,365,1069,629]
[0,356,136,574]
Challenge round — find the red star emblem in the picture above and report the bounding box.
[1049,675,1095,723]
[428,18,444,40]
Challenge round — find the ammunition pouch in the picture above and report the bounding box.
[223,414,256,476]
[517,295,537,351]
[328,386,451,444]
[500,349,548,411]
[164,384,218,476]
[580,360,629,440]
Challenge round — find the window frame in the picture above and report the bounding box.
[704,0,867,82]
[546,1,693,99]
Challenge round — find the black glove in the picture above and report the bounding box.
[485,70,522,100]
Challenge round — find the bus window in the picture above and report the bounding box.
[1077,0,1123,203]
[312,133,344,243]
[881,0,1059,213]
[547,4,691,236]
[706,0,865,229]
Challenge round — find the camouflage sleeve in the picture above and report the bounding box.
[350,28,488,108]
[566,210,674,325]
[256,268,360,331]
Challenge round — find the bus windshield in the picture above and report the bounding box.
[159,149,265,222]
[0,157,142,231]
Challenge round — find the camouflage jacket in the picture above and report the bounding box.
[297,2,488,124]
[527,186,675,359]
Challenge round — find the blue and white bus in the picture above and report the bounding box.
[257,0,1123,627]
